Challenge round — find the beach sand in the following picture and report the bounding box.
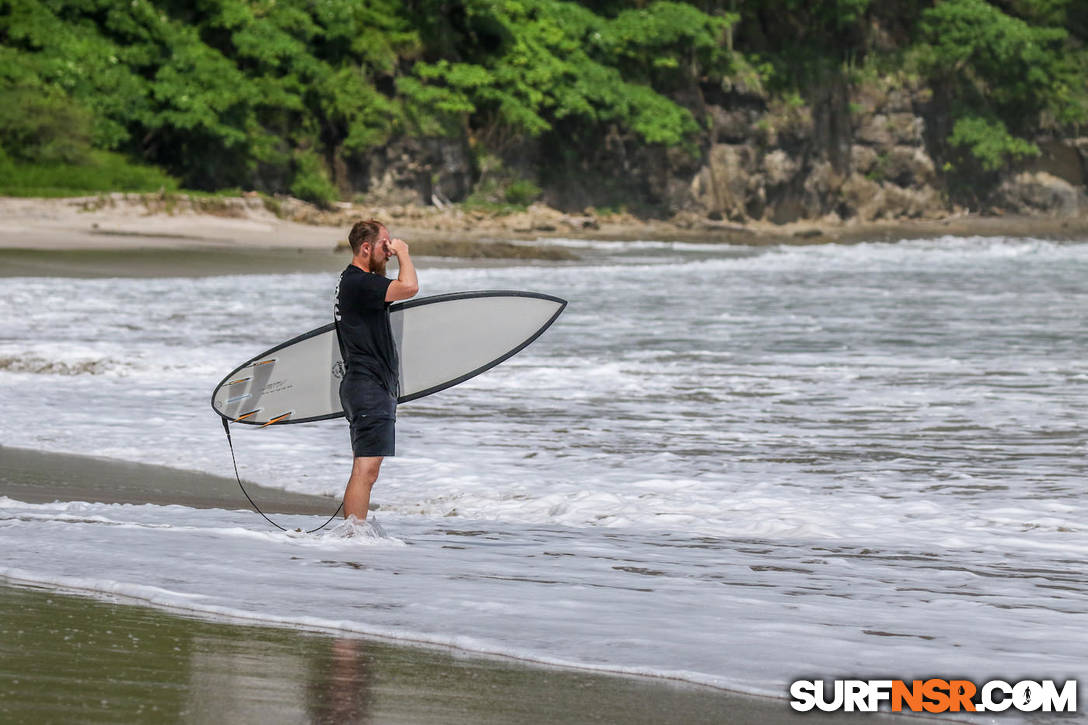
[0,446,336,515]
[0,245,543,279]
[0,246,349,278]
[4,194,1088,262]
[0,449,927,724]
[0,195,580,260]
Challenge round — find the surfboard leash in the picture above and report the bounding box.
[221,417,343,533]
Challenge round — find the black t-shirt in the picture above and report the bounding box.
[334,265,398,396]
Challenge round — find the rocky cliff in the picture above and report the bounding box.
[360,76,1088,227]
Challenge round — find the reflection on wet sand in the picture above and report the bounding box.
[307,638,373,723]
[185,635,374,723]
[0,583,889,725]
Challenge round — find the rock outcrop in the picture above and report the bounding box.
[996,172,1087,216]
[333,81,1088,226]
[684,75,949,224]
[353,137,474,206]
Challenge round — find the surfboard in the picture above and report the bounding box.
[211,290,566,426]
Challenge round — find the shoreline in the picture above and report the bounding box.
[0,581,880,725]
[2,194,1087,262]
[0,448,935,724]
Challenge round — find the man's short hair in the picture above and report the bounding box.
[348,219,385,255]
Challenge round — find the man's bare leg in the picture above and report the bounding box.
[344,456,382,520]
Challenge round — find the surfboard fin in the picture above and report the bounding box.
[260,411,293,427]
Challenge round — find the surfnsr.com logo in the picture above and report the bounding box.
[789,679,1078,713]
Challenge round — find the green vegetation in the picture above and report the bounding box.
[505,179,543,206]
[400,1,731,150]
[0,0,1085,202]
[0,150,179,197]
[0,62,179,195]
[915,0,1087,171]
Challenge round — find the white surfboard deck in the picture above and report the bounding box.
[211,291,566,426]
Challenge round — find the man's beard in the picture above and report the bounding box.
[370,254,387,276]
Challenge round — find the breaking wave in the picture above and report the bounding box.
[0,354,127,376]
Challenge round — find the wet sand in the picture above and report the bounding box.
[0,448,932,724]
[0,446,335,515]
[0,245,560,279]
[0,582,875,725]
[0,246,350,278]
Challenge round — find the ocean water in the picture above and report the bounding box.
[1,237,1086,715]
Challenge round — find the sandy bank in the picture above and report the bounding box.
[0,445,335,516]
[0,195,579,259]
[2,194,1087,262]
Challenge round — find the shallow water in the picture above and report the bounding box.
[1,237,1086,716]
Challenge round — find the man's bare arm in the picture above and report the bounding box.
[385,238,419,301]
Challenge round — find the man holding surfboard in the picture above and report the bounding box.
[334,220,418,521]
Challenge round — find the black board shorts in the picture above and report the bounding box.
[339,376,397,458]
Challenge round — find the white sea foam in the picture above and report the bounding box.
[2,237,1087,718]
[0,497,1084,709]
[531,237,754,253]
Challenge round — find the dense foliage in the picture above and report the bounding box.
[0,0,1085,202]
